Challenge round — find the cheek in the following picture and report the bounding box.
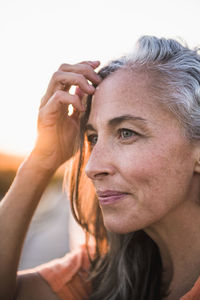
[116,146,165,185]
[103,157,192,234]
[115,144,193,209]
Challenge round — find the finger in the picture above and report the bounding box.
[79,60,100,68]
[70,108,80,123]
[75,86,85,99]
[53,71,95,93]
[40,72,95,108]
[59,60,100,71]
[58,63,101,85]
[46,90,85,113]
[57,72,96,94]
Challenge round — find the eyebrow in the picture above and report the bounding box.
[85,114,148,132]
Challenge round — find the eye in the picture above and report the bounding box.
[87,134,98,146]
[118,128,136,139]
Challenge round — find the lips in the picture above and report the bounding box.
[96,190,129,205]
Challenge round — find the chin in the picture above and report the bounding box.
[103,218,143,234]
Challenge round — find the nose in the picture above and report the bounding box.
[85,142,116,180]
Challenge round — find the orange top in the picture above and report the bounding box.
[35,245,92,300]
[180,276,200,300]
[24,245,200,300]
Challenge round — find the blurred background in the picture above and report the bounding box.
[0,0,200,270]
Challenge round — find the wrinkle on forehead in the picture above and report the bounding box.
[89,69,172,123]
[87,68,188,142]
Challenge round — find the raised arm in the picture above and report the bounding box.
[0,61,101,300]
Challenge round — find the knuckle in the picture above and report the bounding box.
[52,71,61,81]
[59,63,70,70]
[73,94,79,102]
[78,63,92,74]
[74,73,86,84]
[38,110,44,122]
[77,73,85,80]
[38,107,47,124]
[54,90,64,100]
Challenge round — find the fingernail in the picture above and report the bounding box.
[96,75,102,82]
[81,104,86,111]
[89,85,95,92]
[92,61,100,67]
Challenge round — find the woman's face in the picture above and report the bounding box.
[85,69,198,234]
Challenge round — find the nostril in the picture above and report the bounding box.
[85,148,115,179]
[94,172,109,178]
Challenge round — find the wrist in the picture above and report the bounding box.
[18,151,56,180]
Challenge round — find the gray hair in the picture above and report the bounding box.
[99,36,200,140]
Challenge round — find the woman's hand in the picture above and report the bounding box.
[0,61,102,300]
[31,61,101,172]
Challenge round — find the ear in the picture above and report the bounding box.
[191,141,200,173]
[194,157,200,173]
[193,143,200,174]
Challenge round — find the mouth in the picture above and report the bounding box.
[96,190,130,205]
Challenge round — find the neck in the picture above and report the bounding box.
[145,199,200,299]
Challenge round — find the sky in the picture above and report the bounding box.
[0,0,200,156]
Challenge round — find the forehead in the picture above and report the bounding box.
[88,69,172,126]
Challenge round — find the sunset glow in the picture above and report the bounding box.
[1,0,200,156]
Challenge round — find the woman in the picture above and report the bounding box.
[1,36,200,300]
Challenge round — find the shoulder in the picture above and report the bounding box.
[16,272,60,300]
[19,244,94,300]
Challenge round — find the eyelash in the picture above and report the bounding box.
[87,134,98,146]
[118,128,137,140]
[87,128,138,147]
